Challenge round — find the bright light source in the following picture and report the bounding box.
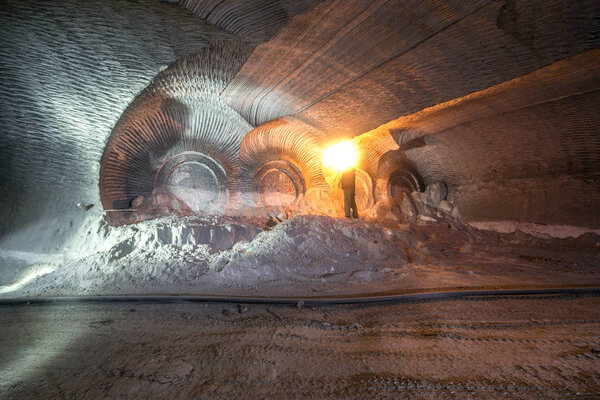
[323,141,358,171]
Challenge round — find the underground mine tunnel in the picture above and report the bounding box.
[1,0,599,398]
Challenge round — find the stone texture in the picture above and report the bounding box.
[425,182,448,208]
[437,200,454,214]
[356,49,600,228]
[0,0,235,248]
[180,0,323,45]
[1,0,600,251]
[395,193,416,218]
[99,44,253,225]
[222,0,600,135]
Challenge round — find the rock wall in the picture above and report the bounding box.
[222,0,600,135]
[1,0,599,257]
[179,0,323,45]
[0,0,233,251]
[360,50,600,227]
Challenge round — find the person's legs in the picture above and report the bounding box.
[350,189,358,218]
[343,189,352,217]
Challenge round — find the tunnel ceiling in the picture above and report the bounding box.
[1,0,599,246]
[221,0,600,135]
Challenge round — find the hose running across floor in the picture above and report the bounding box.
[1,287,599,306]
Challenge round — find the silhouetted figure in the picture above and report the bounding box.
[341,167,358,218]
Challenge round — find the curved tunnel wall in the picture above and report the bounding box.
[1,0,599,252]
[236,117,331,215]
[359,50,600,227]
[180,0,323,45]
[214,0,600,227]
[0,0,240,250]
[222,0,600,136]
[99,44,253,225]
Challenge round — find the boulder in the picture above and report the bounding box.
[451,205,461,220]
[424,182,447,208]
[411,191,427,205]
[385,211,399,221]
[410,191,432,215]
[437,200,453,213]
[400,194,417,217]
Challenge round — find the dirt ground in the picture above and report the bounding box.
[1,294,599,399]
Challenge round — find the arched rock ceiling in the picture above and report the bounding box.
[238,117,328,191]
[221,0,600,136]
[179,0,324,45]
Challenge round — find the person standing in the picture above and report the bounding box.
[341,167,358,218]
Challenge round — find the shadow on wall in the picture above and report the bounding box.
[99,44,254,226]
[0,0,230,252]
[102,98,235,226]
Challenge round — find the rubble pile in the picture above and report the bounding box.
[371,181,461,225]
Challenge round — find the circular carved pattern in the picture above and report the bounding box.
[253,160,306,212]
[156,151,228,214]
[387,169,421,198]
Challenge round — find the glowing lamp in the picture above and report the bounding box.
[323,141,358,171]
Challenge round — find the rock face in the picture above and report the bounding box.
[384,181,459,224]
[410,192,428,215]
[399,192,418,217]
[424,182,447,208]
[437,200,453,213]
[1,0,599,282]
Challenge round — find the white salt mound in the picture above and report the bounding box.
[3,214,408,297]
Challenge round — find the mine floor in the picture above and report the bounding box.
[1,294,599,399]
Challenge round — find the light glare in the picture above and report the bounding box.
[323,141,358,171]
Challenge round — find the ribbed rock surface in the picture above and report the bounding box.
[360,49,600,227]
[100,43,253,224]
[222,0,600,136]
[1,0,600,252]
[180,0,323,45]
[236,117,332,215]
[238,117,327,191]
[0,0,232,249]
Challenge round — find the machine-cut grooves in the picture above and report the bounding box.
[179,0,323,45]
[100,43,253,224]
[237,117,329,197]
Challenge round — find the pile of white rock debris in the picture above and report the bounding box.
[371,182,460,225]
